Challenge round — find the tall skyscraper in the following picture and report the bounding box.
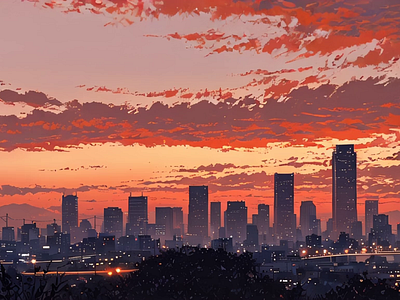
[300,201,317,238]
[172,207,184,236]
[62,194,78,234]
[274,173,295,241]
[188,186,208,241]
[156,207,174,239]
[104,207,123,239]
[127,195,148,236]
[365,200,378,236]
[225,201,247,244]
[210,202,221,240]
[258,204,270,239]
[332,145,357,236]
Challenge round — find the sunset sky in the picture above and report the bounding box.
[0,0,399,232]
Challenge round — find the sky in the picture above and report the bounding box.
[0,0,400,232]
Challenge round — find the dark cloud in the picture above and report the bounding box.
[0,90,62,107]
[0,184,104,196]
[0,78,399,152]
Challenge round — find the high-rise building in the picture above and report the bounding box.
[225,201,247,244]
[172,207,184,236]
[156,207,174,239]
[245,224,259,248]
[300,201,317,238]
[2,227,15,241]
[365,200,378,236]
[188,186,208,241]
[397,224,400,242]
[210,202,221,240]
[350,221,362,241]
[274,173,295,241]
[104,207,123,239]
[256,204,270,244]
[62,194,78,234]
[21,223,39,245]
[368,214,394,246]
[332,145,357,236]
[127,195,148,236]
[46,220,61,237]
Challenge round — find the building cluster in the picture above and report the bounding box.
[0,144,398,275]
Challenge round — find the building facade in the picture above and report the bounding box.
[274,173,295,241]
[127,195,148,236]
[225,201,247,244]
[210,202,221,240]
[332,145,357,236]
[62,194,78,234]
[104,207,123,239]
[365,200,379,236]
[188,186,208,242]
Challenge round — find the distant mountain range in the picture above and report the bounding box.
[0,203,61,230]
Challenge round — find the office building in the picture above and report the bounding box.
[397,224,400,242]
[368,214,394,247]
[255,204,270,244]
[210,202,221,240]
[156,207,174,239]
[127,195,148,236]
[350,221,362,241]
[274,173,295,241]
[62,194,78,234]
[2,227,14,241]
[332,145,357,236]
[172,207,184,236]
[20,223,39,245]
[225,201,247,244]
[104,207,123,239]
[245,224,259,248]
[365,200,378,236]
[188,186,208,241]
[300,201,317,238]
[46,220,61,237]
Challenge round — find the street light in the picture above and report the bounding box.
[31,259,37,276]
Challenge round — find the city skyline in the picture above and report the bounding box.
[0,0,399,226]
[0,143,397,234]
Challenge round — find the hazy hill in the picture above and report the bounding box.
[0,203,61,230]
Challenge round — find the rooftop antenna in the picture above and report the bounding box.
[53,218,56,224]
[130,192,132,197]
[5,213,8,228]
[141,191,143,197]
[94,216,97,231]
[23,219,25,225]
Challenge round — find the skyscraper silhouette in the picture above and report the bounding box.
[156,207,174,239]
[332,145,357,236]
[188,186,208,242]
[62,194,78,234]
[104,207,123,239]
[256,204,270,244]
[127,195,148,236]
[274,173,295,241]
[365,200,378,236]
[225,201,247,244]
[300,201,317,238]
[210,202,221,240]
[172,207,184,236]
